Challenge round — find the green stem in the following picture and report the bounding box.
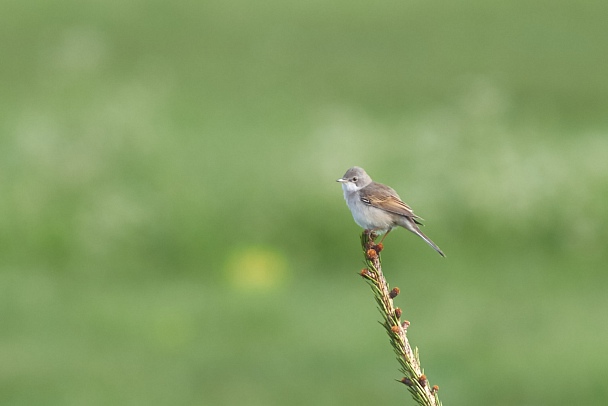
[359,231,442,406]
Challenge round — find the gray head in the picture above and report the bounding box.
[336,166,373,192]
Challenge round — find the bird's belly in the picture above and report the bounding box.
[352,205,394,232]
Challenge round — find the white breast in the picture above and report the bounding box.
[343,188,393,232]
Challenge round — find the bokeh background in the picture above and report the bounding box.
[2,1,607,405]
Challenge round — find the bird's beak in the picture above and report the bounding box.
[336,178,347,183]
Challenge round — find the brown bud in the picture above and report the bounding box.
[374,243,384,252]
[399,377,413,386]
[390,325,400,334]
[394,307,402,318]
[431,385,439,394]
[418,374,427,387]
[389,287,400,298]
[366,249,378,259]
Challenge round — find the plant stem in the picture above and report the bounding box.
[359,231,442,406]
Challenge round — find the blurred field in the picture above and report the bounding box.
[1,1,608,405]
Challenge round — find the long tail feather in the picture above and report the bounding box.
[401,219,445,257]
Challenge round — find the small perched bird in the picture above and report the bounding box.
[337,166,445,257]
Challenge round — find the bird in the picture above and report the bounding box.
[337,166,445,257]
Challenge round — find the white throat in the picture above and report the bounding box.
[341,182,362,194]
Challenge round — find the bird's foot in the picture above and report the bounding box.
[364,229,379,242]
[363,229,376,246]
[364,230,383,253]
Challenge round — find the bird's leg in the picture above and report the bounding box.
[363,229,379,249]
[370,231,380,242]
[378,228,392,244]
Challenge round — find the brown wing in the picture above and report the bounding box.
[359,182,424,224]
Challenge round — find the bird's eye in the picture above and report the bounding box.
[352,177,358,182]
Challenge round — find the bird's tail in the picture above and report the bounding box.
[401,218,445,257]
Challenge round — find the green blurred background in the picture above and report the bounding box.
[2,1,607,405]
